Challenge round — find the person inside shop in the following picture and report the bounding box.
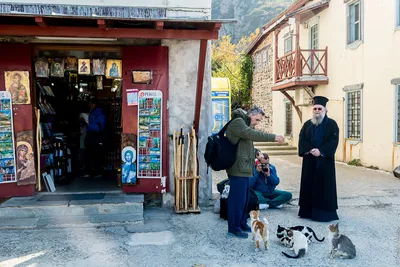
[250,152,292,209]
[82,97,106,178]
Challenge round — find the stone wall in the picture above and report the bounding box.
[161,39,212,207]
[250,34,274,133]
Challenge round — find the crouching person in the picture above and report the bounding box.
[250,153,292,209]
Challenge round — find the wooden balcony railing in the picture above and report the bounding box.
[275,47,328,83]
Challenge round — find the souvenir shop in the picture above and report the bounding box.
[0,13,221,199]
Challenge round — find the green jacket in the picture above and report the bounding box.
[226,109,276,177]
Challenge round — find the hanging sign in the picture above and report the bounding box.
[0,91,16,183]
[137,90,162,178]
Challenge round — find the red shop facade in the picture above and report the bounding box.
[0,13,221,198]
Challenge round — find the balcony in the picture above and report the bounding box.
[272,47,329,90]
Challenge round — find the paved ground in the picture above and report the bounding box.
[1,156,400,267]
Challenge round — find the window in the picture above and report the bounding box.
[346,90,362,139]
[265,48,269,66]
[310,24,319,50]
[254,54,258,70]
[285,102,293,136]
[396,85,400,142]
[397,0,400,27]
[347,1,362,44]
[260,52,264,69]
[284,36,292,54]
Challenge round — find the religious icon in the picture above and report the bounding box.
[78,59,91,75]
[65,56,78,71]
[106,59,122,78]
[121,146,137,184]
[96,76,103,90]
[34,57,49,78]
[4,71,31,105]
[92,59,105,75]
[51,58,65,77]
[16,131,36,185]
[132,70,152,84]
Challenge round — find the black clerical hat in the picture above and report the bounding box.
[313,96,329,107]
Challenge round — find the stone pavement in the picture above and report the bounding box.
[212,155,400,207]
[0,156,400,266]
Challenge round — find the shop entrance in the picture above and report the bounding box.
[33,45,122,193]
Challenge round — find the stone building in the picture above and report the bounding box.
[247,34,274,133]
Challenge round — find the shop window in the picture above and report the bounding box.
[346,90,362,139]
[347,1,363,44]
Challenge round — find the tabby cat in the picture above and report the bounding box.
[328,223,356,259]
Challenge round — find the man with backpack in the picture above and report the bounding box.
[225,107,284,238]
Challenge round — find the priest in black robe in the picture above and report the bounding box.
[298,96,339,222]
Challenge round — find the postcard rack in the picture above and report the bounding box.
[173,127,200,214]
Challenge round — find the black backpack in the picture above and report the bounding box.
[204,119,239,171]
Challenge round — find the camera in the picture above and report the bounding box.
[261,164,269,173]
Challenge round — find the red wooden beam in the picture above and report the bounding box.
[154,21,164,30]
[35,17,47,27]
[213,22,222,31]
[0,25,219,40]
[194,39,208,134]
[97,19,106,29]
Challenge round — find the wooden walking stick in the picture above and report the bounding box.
[184,131,191,210]
[36,108,42,191]
[173,130,178,211]
[192,127,198,210]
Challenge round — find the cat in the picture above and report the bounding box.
[277,225,325,247]
[281,230,308,259]
[249,210,269,250]
[328,223,356,259]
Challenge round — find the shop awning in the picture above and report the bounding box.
[0,14,231,40]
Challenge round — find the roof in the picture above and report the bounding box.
[246,0,311,55]
[0,3,235,40]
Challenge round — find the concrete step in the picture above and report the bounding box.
[255,145,297,151]
[261,150,298,156]
[0,193,144,229]
[254,142,289,146]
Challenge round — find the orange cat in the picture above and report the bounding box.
[249,210,269,250]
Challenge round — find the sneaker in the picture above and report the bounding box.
[259,204,269,210]
[269,204,283,209]
[241,224,251,233]
[228,231,248,239]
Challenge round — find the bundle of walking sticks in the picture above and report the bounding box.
[173,127,200,213]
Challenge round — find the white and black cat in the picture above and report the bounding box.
[281,230,308,259]
[277,225,324,247]
[328,223,356,259]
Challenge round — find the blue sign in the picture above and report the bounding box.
[214,113,224,121]
[212,91,229,97]
[212,98,230,134]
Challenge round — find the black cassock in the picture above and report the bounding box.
[298,117,339,222]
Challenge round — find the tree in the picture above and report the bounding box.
[212,29,259,109]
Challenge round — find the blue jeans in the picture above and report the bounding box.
[261,189,292,208]
[228,175,250,233]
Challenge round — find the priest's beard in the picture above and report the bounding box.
[311,112,326,125]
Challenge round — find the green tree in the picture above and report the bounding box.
[212,29,259,109]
